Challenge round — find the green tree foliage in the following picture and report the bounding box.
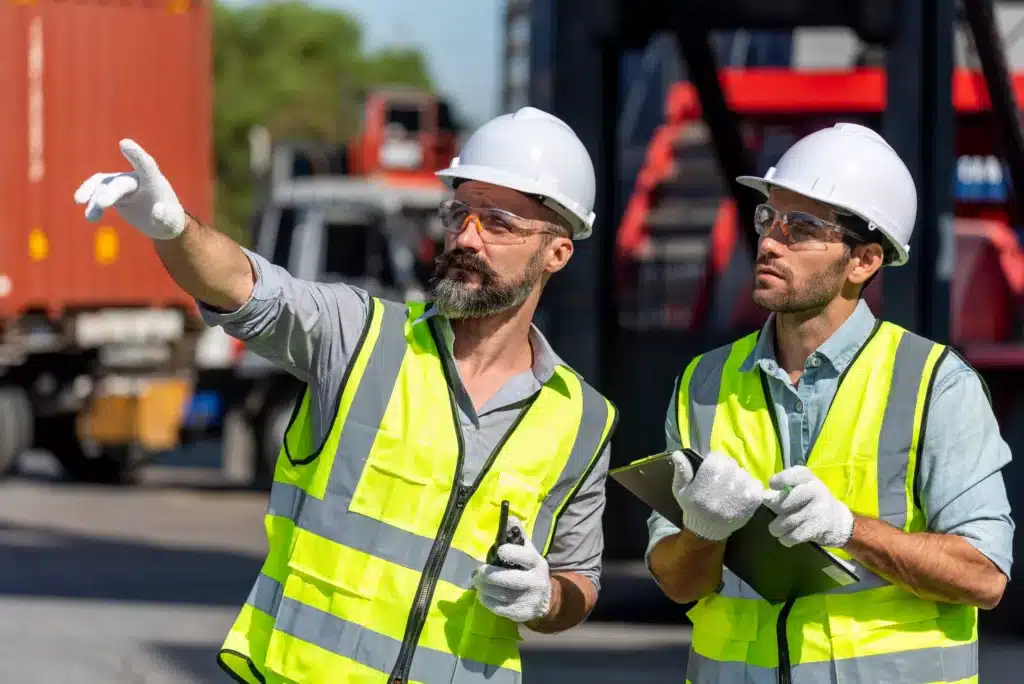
[213,1,435,242]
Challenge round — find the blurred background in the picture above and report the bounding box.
[3,0,1024,681]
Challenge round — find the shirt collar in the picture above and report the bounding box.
[413,304,560,383]
[739,299,878,375]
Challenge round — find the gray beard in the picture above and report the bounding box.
[430,276,535,319]
[429,250,543,320]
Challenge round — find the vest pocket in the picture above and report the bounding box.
[449,598,522,684]
[348,429,450,538]
[470,471,542,554]
[285,529,376,600]
[687,595,761,652]
[825,590,940,633]
[263,545,377,683]
[826,592,945,684]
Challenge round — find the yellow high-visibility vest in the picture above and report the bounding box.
[676,321,978,684]
[217,297,617,684]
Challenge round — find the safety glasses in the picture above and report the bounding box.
[438,199,563,245]
[754,203,862,251]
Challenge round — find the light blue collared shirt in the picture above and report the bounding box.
[646,299,1015,578]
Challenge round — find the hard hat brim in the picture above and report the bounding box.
[735,175,909,266]
[436,165,593,240]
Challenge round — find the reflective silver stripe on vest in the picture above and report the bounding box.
[268,482,481,590]
[246,574,520,684]
[531,379,612,553]
[686,651,776,684]
[687,641,978,684]
[876,331,934,530]
[247,572,283,615]
[686,344,732,454]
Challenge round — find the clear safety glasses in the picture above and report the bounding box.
[438,199,564,245]
[754,203,862,251]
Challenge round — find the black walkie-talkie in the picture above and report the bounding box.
[486,500,525,569]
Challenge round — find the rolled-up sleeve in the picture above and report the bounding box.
[198,248,370,384]
[917,354,1014,578]
[545,444,611,593]
[646,377,684,570]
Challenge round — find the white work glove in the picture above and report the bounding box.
[765,466,854,548]
[472,516,552,623]
[671,450,768,542]
[74,139,186,240]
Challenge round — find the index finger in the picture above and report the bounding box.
[119,138,160,183]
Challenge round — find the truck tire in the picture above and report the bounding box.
[221,408,258,488]
[261,399,293,474]
[34,414,143,485]
[0,387,32,477]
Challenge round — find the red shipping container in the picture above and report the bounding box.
[0,0,212,320]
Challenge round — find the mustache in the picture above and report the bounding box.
[433,249,499,283]
[756,256,791,279]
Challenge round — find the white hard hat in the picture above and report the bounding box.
[436,107,597,239]
[737,123,917,266]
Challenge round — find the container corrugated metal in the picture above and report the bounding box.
[0,0,212,320]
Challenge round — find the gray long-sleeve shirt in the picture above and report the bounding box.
[200,248,609,590]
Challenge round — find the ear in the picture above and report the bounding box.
[847,242,884,286]
[543,236,574,274]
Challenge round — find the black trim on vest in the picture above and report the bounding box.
[546,398,619,546]
[914,345,951,517]
[948,346,993,406]
[284,296,378,466]
[216,649,267,684]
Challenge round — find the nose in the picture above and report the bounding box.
[453,215,485,251]
[757,233,785,260]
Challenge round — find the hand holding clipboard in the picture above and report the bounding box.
[610,449,859,603]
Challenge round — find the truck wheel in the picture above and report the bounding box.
[221,409,258,488]
[0,387,32,477]
[34,414,143,485]
[66,445,146,486]
[261,399,294,476]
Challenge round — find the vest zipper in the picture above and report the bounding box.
[776,597,795,684]
[388,381,535,683]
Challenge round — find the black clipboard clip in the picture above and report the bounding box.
[486,500,525,569]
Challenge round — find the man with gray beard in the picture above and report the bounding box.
[645,123,1011,684]
[76,107,619,683]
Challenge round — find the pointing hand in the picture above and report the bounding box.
[74,139,186,240]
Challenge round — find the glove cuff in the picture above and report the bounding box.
[830,506,855,548]
[681,511,731,542]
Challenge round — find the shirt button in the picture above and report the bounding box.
[809,357,821,368]
[795,400,804,412]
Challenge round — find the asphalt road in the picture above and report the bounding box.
[1,452,1022,683]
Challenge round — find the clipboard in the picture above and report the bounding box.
[610,448,859,603]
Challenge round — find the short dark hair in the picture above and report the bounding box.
[838,213,896,265]
[837,213,888,296]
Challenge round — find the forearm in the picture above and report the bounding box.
[525,572,596,634]
[648,529,726,604]
[844,515,1007,609]
[154,213,255,311]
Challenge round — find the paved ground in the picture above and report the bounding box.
[1,452,1022,683]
